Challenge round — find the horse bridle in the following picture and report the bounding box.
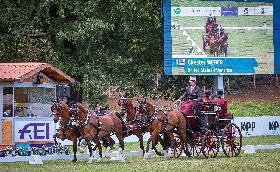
[51,101,62,120]
[69,103,79,119]
[118,96,128,113]
[137,101,160,125]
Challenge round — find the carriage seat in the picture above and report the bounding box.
[197,102,218,115]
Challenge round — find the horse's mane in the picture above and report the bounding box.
[125,97,135,122]
[145,101,156,117]
[60,101,69,113]
[77,102,88,117]
[59,101,70,120]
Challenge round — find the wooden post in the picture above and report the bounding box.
[108,84,111,99]
[276,74,279,88]
[253,75,256,90]
[156,73,159,86]
[226,77,230,94]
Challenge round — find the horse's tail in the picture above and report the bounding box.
[181,112,194,144]
[114,112,127,136]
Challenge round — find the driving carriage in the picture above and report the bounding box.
[202,18,228,57]
[172,100,242,158]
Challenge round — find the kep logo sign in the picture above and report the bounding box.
[15,121,55,142]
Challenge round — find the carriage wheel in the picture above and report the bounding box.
[201,130,220,159]
[221,123,242,157]
[202,35,206,51]
[189,144,201,157]
[173,134,183,158]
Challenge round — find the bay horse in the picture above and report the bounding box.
[210,34,219,57]
[137,99,191,159]
[51,99,80,163]
[118,93,166,156]
[218,33,228,57]
[75,102,126,162]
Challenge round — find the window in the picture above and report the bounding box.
[3,87,13,117]
[13,87,55,117]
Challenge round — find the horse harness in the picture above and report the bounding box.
[139,103,173,134]
[118,97,148,131]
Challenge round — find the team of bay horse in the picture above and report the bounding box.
[51,93,194,163]
[203,17,229,57]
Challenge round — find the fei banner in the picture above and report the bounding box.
[15,120,55,142]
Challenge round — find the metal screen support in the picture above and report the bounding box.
[214,75,224,98]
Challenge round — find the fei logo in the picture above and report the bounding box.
[174,8,181,15]
[15,121,55,141]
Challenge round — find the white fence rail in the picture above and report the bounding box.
[1,144,280,164]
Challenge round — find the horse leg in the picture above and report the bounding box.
[91,140,102,162]
[72,137,78,163]
[166,131,175,159]
[178,128,192,157]
[102,136,113,158]
[86,139,94,164]
[77,135,85,153]
[151,132,164,157]
[114,130,125,162]
[144,136,152,160]
[53,133,58,145]
[135,132,145,155]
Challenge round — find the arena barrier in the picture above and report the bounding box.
[1,144,280,164]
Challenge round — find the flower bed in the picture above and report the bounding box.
[0,145,69,157]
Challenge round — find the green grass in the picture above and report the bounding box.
[228,100,280,116]
[0,136,280,172]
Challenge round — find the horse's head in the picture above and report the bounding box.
[137,98,147,115]
[69,103,79,120]
[136,99,156,119]
[51,98,71,124]
[51,98,62,123]
[118,93,129,114]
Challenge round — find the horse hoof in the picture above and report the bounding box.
[144,153,151,159]
[87,160,93,164]
[121,160,125,162]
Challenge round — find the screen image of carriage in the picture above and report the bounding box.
[171,0,273,75]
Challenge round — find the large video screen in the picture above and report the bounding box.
[163,0,278,75]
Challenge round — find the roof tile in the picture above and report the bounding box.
[0,62,74,83]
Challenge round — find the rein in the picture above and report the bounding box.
[79,110,91,129]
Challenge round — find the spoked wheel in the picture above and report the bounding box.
[173,134,183,158]
[189,144,201,157]
[221,123,242,157]
[201,130,220,159]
